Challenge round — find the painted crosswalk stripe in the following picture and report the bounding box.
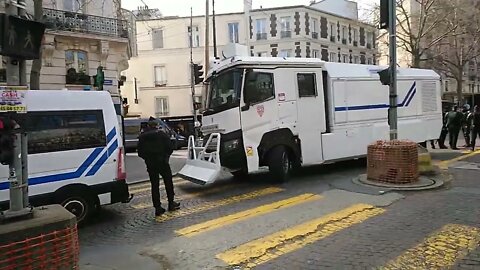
[216,203,384,268]
[381,224,480,270]
[129,178,189,194]
[176,193,322,237]
[155,187,284,223]
[130,184,240,210]
[438,149,480,169]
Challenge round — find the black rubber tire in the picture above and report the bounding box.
[268,145,292,183]
[56,188,95,226]
[231,170,249,180]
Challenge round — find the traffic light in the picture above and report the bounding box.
[193,102,202,110]
[379,0,390,30]
[378,68,391,85]
[94,66,105,90]
[193,64,204,85]
[0,117,15,165]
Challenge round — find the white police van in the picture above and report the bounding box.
[0,90,130,223]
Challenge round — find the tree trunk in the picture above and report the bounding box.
[29,0,43,90]
[411,49,421,68]
[456,77,463,105]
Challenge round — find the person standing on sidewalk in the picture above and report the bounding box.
[462,104,472,147]
[138,117,180,217]
[471,106,480,151]
[446,105,463,150]
[438,108,449,149]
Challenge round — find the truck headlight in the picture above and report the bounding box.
[224,139,241,153]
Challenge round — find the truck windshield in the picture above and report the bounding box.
[207,69,243,113]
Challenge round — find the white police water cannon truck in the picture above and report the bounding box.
[178,56,442,185]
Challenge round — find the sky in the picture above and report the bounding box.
[122,0,377,18]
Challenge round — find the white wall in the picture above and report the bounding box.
[310,0,358,20]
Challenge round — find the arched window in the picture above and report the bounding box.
[65,50,90,85]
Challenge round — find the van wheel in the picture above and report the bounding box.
[231,170,249,180]
[268,146,291,183]
[56,189,95,225]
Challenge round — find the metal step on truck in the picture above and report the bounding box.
[178,56,442,185]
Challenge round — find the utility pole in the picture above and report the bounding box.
[212,0,217,59]
[190,7,198,140]
[388,0,398,140]
[204,0,210,72]
[2,0,32,221]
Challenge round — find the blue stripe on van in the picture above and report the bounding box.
[335,82,416,112]
[107,128,117,143]
[85,139,119,177]
[0,127,118,191]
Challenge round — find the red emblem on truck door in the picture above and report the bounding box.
[256,105,265,117]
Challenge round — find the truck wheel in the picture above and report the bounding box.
[268,145,291,183]
[56,189,95,225]
[231,170,249,180]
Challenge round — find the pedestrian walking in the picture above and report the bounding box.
[446,105,463,150]
[138,117,180,217]
[471,105,480,151]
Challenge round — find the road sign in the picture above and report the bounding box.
[0,14,46,60]
[104,79,113,86]
[0,86,27,113]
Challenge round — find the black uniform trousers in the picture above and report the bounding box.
[438,127,448,148]
[463,125,471,146]
[448,126,461,149]
[472,127,479,151]
[145,156,175,209]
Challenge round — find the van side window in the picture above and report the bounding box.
[297,73,317,97]
[244,72,275,104]
[26,110,106,154]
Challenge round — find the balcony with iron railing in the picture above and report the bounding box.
[43,8,129,39]
[281,30,292,38]
[256,32,267,40]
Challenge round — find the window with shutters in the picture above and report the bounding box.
[228,22,239,43]
[63,0,83,12]
[155,97,169,117]
[279,50,292,58]
[329,52,337,62]
[152,28,164,49]
[188,26,200,47]
[154,66,167,87]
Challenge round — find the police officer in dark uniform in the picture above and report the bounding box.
[138,117,180,216]
[471,105,480,151]
[446,105,463,150]
[462,104,472,147]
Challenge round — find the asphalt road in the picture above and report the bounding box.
[125,149,187,184]
[79,149,480,270]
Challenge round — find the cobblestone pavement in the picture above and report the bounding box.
[80,151,480,270]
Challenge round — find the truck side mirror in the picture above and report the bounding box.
[241,102,250,112]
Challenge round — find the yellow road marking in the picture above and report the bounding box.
[130,184,240,210]
[129,178,189,194]
[438,150,480,170]
[155,187,284,223]
[176,193,322,237]
[217,203,384,268]
[381,224,480,270]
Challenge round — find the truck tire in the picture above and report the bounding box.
[231,169,249,180]
[268,145,291,183]
[56,188,95,226]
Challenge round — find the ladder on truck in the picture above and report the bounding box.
[177,133,222,185]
